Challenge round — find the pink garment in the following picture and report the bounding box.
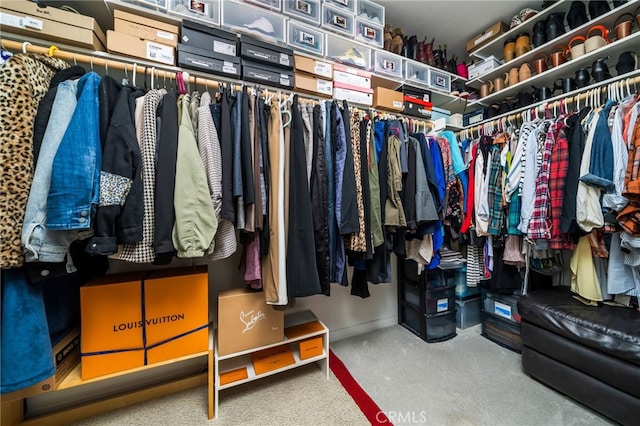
[240,234,262,289]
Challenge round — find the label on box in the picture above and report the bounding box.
[248,48,276,63]
[146,42,174,65]
[475,30,494,46]
[157,30,175,41]
[317,79,332,95]
[279,52,290,67]
[296,0,312,14]
[494,301,512,319]
[223,61,237,74]
[214,40,236,56]
[314,61,332,78]
[1,12,43,30]
[393,100,403,108]
[437,298,449,313]
[280,75,291,86]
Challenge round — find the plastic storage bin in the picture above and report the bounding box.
[405,60,430,87]
[322,3,355,37]
[168,0,219,25]
[400,303,421,336]
[323,0,355,13]
[283,0,321,25]
[455,297,481,329]
[425,285,455,315]
[287,21,325,55]
[325,32,370,69]
[403,280,420,308]
[428,68,451,93]
[222,0,287,43]
[371,50,403,78]
[123,0,167,11]
[481,315,522,353]
[483,291,521,324]
[244,0,282,12]
[425,310,457,342]
[356,0,384,26]
[354,18,382,48]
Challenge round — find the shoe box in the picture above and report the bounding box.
[399,85,432,119]
[294,55,333,97]
[467,20,509,53]
[245,0,283,12]
[288,20,326,56]
[354,18,383,48]
[322,2,355,37]
[373,87,403,112]
[468,55,502,80]
[333,63,372,106]
[284,0,322,25]
[178,20,239,76]
[107,30,175,65]
[168,0,220,26]
[240,36,294,69]
[356,0,385,27]
[222,0,287,43]
[242,59,294,89]
[463,108,486,127]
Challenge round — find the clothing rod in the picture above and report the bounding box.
[461,73,640,137]
[1,37,439,130]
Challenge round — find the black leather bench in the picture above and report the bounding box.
[517,287,640,425]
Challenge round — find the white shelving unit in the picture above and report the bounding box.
[211,310,329,419]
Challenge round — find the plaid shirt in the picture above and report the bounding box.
[507,191,523,235]
[528,121,563,240]
[487,145,505,235]
[437,137,456,189]
[548,125,574,249]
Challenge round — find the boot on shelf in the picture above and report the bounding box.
[435,45,444,69]
[390,27,404,55]
[448,55,458,74]
[442,44,450,71]
[416,37,426,63]
[406,35,418,60]
[384,23,393,51]
[424,37,435,66]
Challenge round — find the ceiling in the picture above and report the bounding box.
[377,0,541,62]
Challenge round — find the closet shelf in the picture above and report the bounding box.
[467,0,640,87]
[468,30,640,108]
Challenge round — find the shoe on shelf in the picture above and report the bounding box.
[616,51,638,75]
[384,23,393,51]
[390,28,404,55]
[589,0,611,19]
[335,47,367,69]
[243,17,275,35]
[567,1,589,30]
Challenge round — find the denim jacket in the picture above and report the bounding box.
[46,72,101,232]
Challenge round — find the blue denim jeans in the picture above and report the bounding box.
[22,79,79,262]
[47,72,101,231]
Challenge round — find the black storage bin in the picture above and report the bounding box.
[425,285,455,315]
[180,19,238,58]
[402,280,420,308]
[463,108,486,126]
[400,303,421,336]
[177,44,240,77]
[425,310,457,342]
[482,315,522,353]
[482,290,521,324]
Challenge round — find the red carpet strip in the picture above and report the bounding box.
[329,349,392,425]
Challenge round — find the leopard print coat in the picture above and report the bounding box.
[0,53,69,269]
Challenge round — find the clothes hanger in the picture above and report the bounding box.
[132,63,137,88]
[22,41,31,53]
[105,59,109,76]
[48,45,58,57]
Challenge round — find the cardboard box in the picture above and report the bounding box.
[373,87,404,112]
[0,1,106,50]
[0,327,80,401]
[219,367,248,385]
[467,21,509,53]
[333,86,373,106]
[295,72,333,97]
[114,9,179,47]
[294,55,333,79]
[217,288,284,356]
[333,64,371,89]
[299,336,323,360]
[80,268,208,380]
[251,345,295,375]
[284,320,324,339]
[107,30,175,65]
[178,44,240,77]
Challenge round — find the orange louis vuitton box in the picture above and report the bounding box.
[251,345,295,375]
[299,336,324,360]
[80,267,208,380]
[219,367,248,386]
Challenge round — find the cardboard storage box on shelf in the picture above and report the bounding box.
[113,9,179,47]
[217,288,284,356]
[468,56,502,79]
[294,55,333,80]
[373,87,404,112]
[80,268,209,380]
[251,345,295,375]
[467,21,509,53]
[334,85,373,106]
[107,30,175,65]
[0,327,80,401]
[333,64,371,89]
[219,367,248,386]
[0,1,106,50]
[299,336,323,360]
[295,72,333,97]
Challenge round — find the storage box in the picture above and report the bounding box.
[178,44,241,77]
[483,292,521,323]
[449,113,463,128]
[333,63,371,88]
[219,366,248,385]
[180,19,238,58]
[402,279,420,307]
[81,268,209,380]
[168,0,220,25]
[373,87,403,112]
[354,18,382,47]
[431,107,451,123]
[405,60,430,87]
[456,297,481,329]
[299,336,323,360]
[242,59,295,88]
[283,0,321,25]
[326,32,370,69]
[284,320,324,338]
[244,0,283,12]
[402,85,432,119]
[295,55,333,79]
[114,9,179,47]
[356,0,384,26]
[107,30,175,65]
[251,345,295,375]
[288,21,325,56]
[463,108,486,126]
[425,285,456,315]
[0,1,106,51]
[123,0,168,11]
[217,288,284,356]
[295,72,333,97]
[322,3,355,37]
[0,328,80,401]
[333,86,373,106]
[482,316,522,353]
[425,310,457,342]
[428,68,451,93]
[222,0,286,43]
[467,21,509,53]
[240,36,294,69]
[323,0,356,13]
[400,303,421,335]
[468,55,502,80]
[372,50,403,79]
